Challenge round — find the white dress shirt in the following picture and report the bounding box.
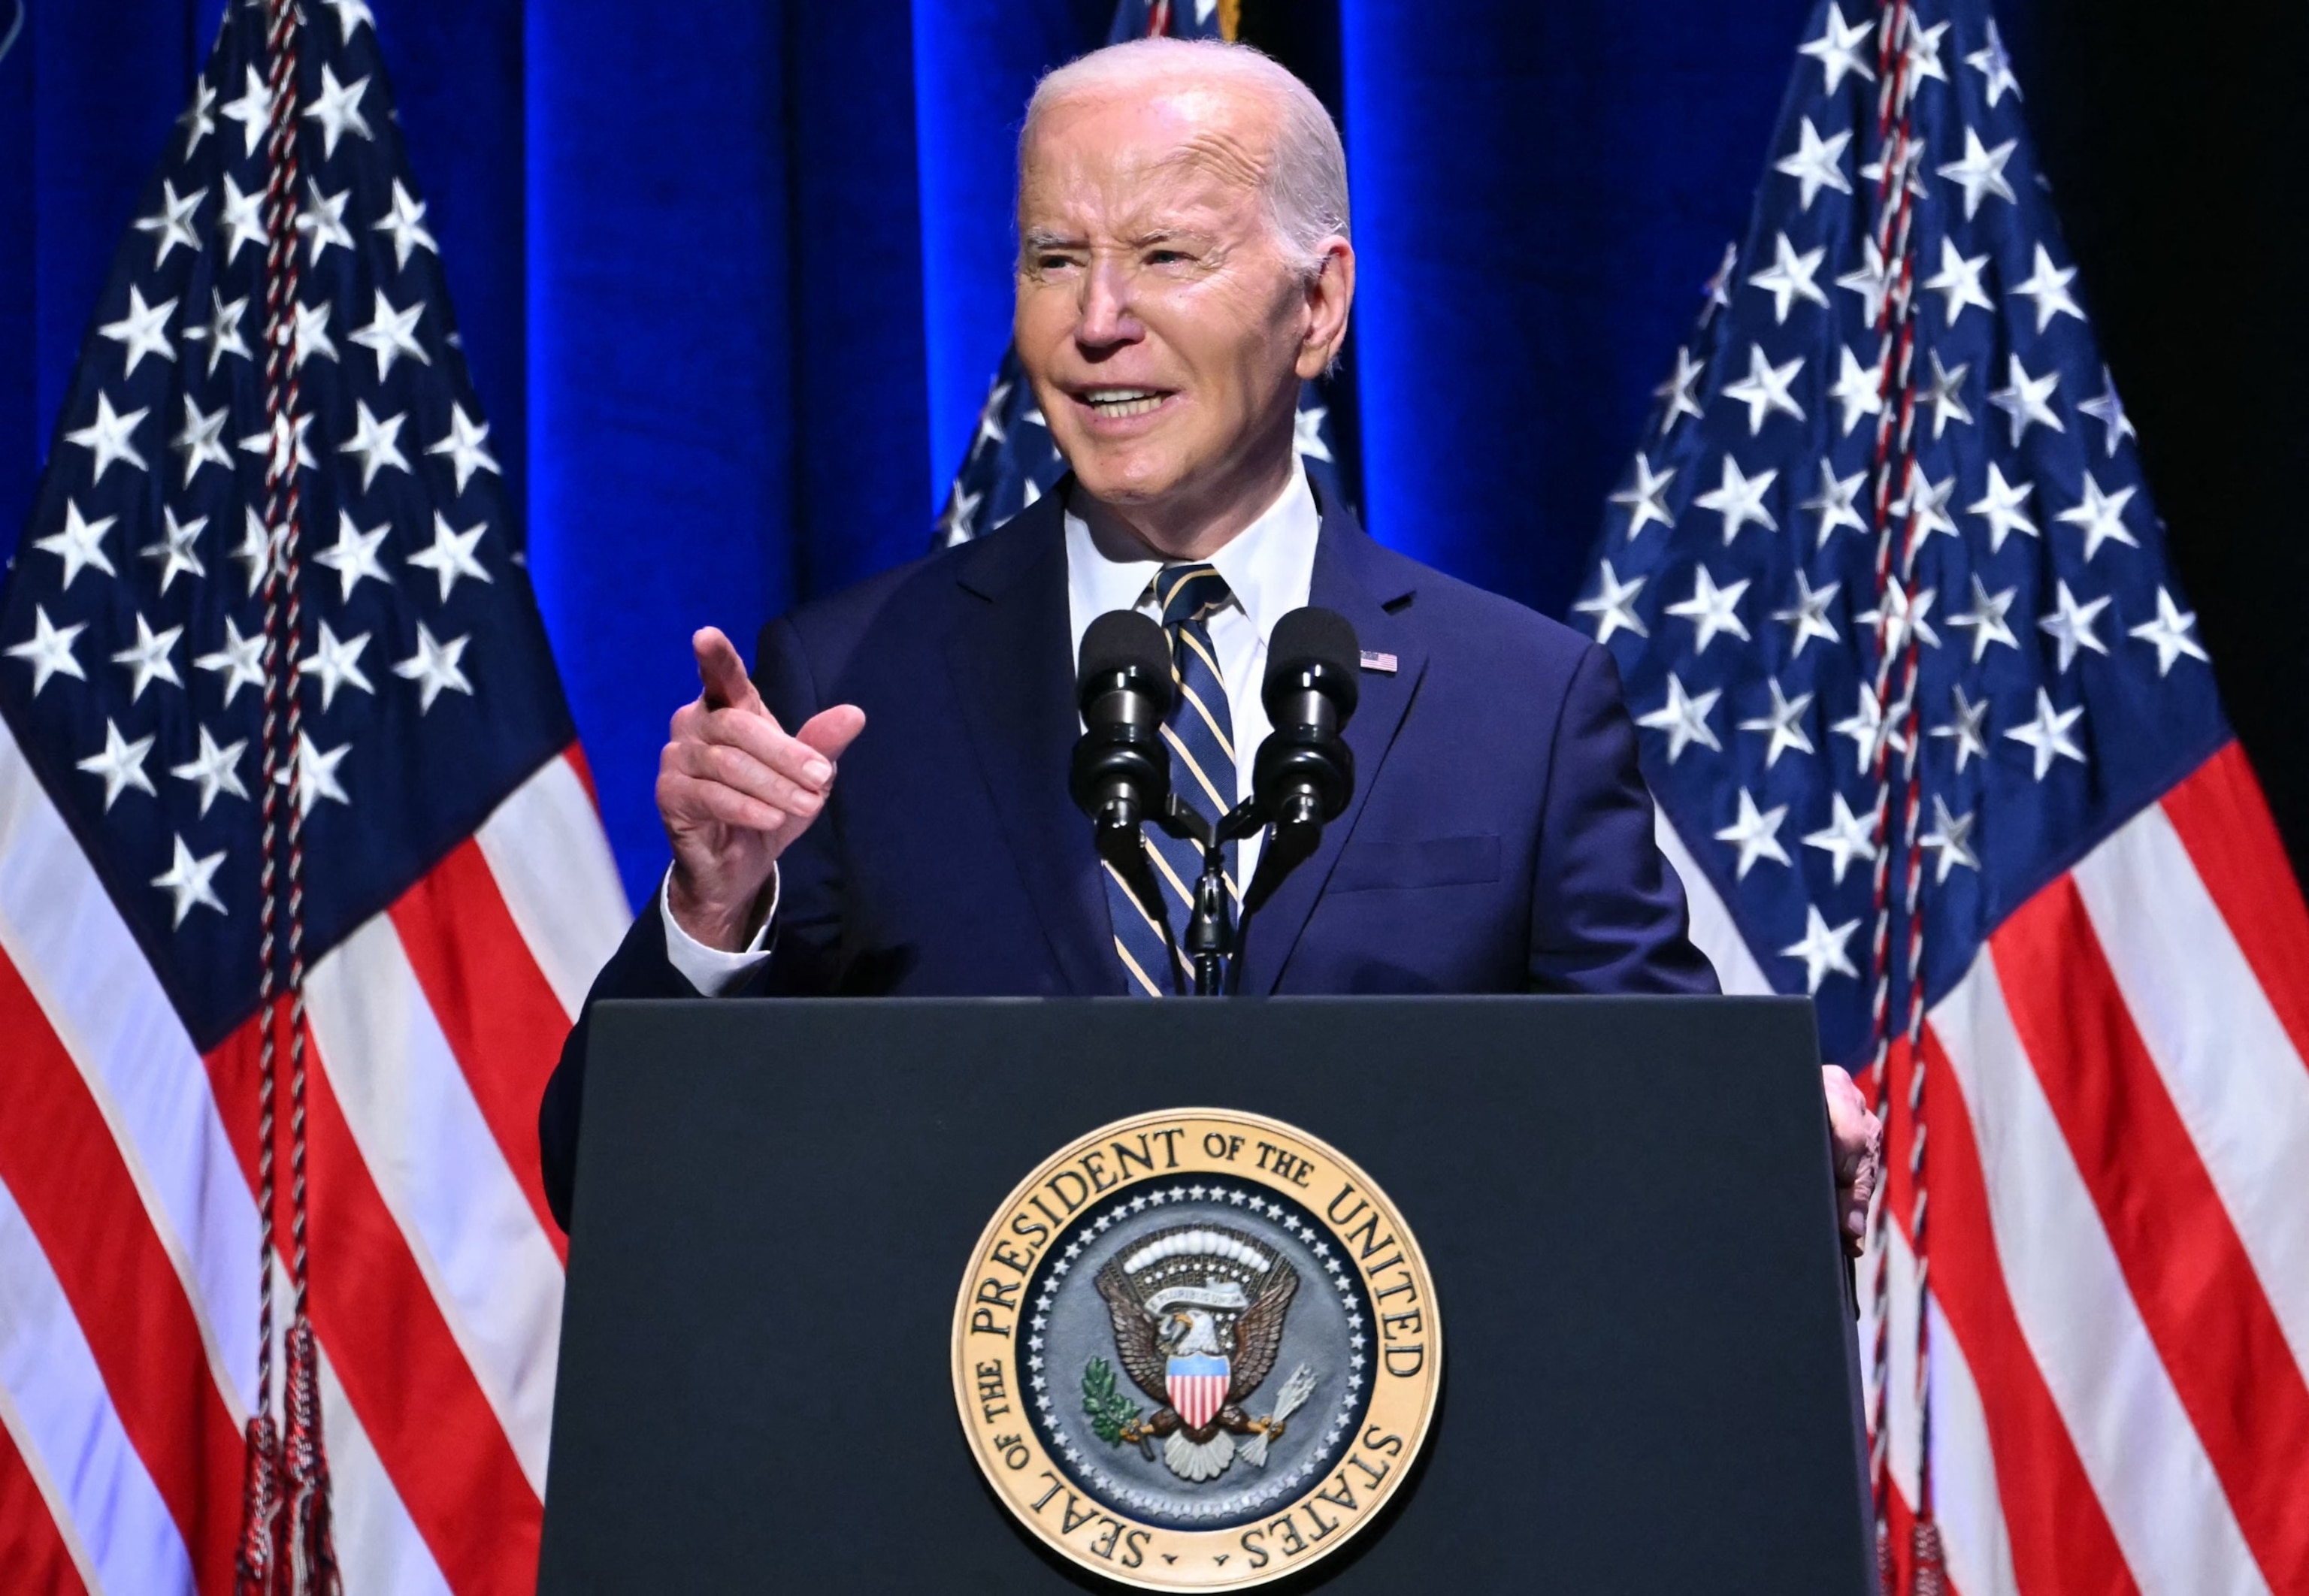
[663,461,1322,995]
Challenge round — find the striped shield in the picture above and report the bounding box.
[1167,1353,1230,1431]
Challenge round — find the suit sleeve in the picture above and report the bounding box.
[535,612,840,1232]
[1527,642,1720,996]
[538,901,707,1229]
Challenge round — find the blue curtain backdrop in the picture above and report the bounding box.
[5,0,2300,911]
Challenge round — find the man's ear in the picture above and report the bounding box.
[1295,238,1356,381]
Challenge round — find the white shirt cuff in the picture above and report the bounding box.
[658,867,777,996]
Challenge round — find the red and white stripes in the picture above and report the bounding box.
[0,715,626,1595]
[1676,741,2309,1594]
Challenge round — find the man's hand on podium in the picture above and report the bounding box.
[1822,1066,1881,1259]
[660,627,867,952]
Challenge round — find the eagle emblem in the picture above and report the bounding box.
[957,1110,1440,1585]
[1085,1226,1317,1483]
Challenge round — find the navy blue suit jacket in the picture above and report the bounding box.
[540,486,1716,1226]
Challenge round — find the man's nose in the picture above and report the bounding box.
[1076,256,1143,351]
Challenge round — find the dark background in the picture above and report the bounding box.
[2,0,2300,907]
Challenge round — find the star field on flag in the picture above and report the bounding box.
[0,5,627,1591]
[1578,5,2309,1591]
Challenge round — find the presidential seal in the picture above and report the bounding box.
[952,1108,1440,1589]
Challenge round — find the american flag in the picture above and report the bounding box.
[0,4,625,1592]
[934,0,1346,549]
[1575,1,2309,1591]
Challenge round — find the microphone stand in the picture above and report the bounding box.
[1151,795,1279,996]
[1079,605,1357,996]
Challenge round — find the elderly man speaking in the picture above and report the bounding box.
[538,38,1881,1240]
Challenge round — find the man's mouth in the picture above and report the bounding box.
[1076,387,1170,419]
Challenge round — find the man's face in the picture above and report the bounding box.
[1014,86,1338,525]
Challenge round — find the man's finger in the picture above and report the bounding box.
[661,771,785,834]
[664,740,825,821]
[1835,1118,1873,1178]
[695,704,836,793]
[691,781,786,834]
[693,627,764,713]
[795,704,867,772]
[699,743,826,821]
[695,701,861,791]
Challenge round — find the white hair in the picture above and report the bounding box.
[1021,37,1350,280]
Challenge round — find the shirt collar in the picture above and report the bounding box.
[1063,461,1320,642]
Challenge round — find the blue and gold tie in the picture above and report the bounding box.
[1104,563,1239,996]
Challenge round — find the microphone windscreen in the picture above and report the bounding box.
[1079,609,1174,709]
[1266,606,1360,712]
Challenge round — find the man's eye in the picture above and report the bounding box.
[1146,249,1191,266]
[1036,254,1082,273]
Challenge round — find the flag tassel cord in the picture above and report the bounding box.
[1856,0,1944,1590]
[236,2,338,1589]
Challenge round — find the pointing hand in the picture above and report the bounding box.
[657,627,865,951]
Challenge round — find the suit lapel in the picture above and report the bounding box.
[1238,498,1427,993]
[940,490,1124,996]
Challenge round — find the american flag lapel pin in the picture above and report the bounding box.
[1360,650,1398,675]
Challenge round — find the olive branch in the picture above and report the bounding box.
[1081,1357,1142,1445]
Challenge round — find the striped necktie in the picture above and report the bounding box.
[1103,562,1240,996]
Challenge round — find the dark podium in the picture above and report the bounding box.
[539,996,1874,1593]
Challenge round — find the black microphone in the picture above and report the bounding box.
[1240,607,1358,920]
[1254,606,1359,831]
[1069,610,1174,832]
